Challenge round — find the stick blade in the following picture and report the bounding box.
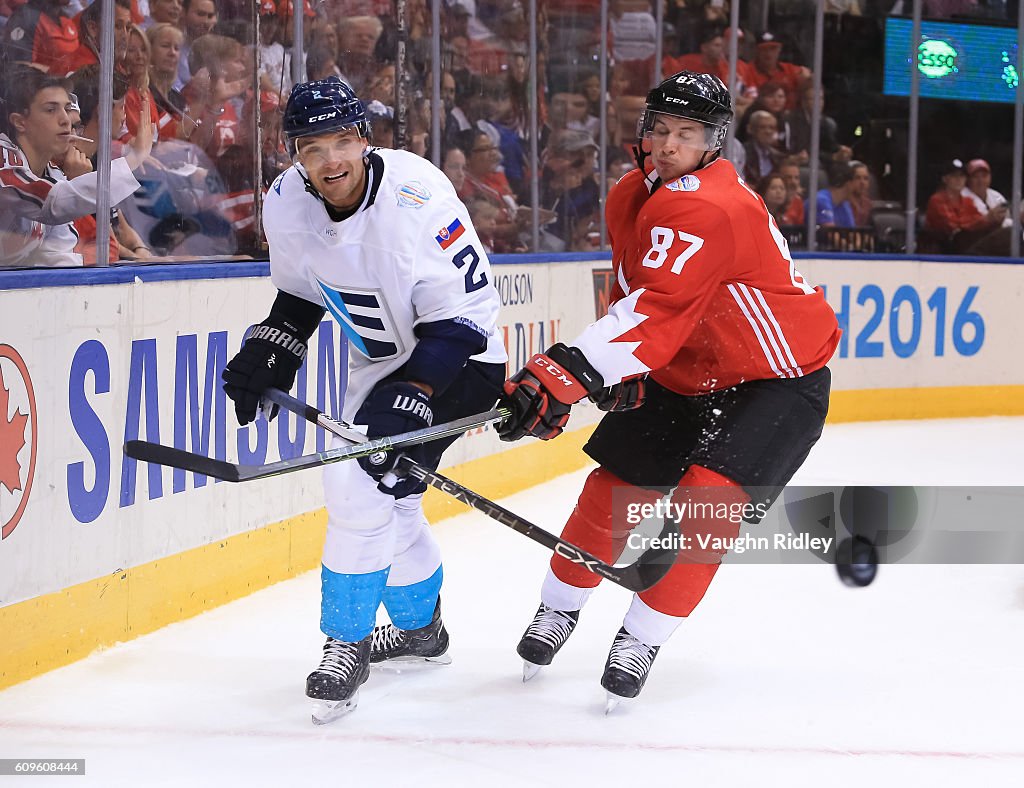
[615,517,681,592]
[123,440,241,483]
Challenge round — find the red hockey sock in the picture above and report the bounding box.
[639,465,750,617]
[550,467,663,589]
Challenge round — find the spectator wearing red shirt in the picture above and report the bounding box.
[925,159,1004,253]
[67,63,152,262]
[457,127,525,253]
[848,161,872,227]
[745,32,809,110]
[182,33,250,161]
[121,24,161,142]
[665,27,751,93]
[66,0,132,74]
[1,0,80,76]
[146,22,191,140]
[213,142,258,251]
[461,129,515,205]
[735,81,790,144]
[467,3,529,77]
[778,156,804,226]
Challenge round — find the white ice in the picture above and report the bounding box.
[2,417,1023,787]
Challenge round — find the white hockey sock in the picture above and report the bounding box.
[540,569,595,612]
[622,596,684,647]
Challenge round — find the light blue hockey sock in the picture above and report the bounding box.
[381,565,443,630]
[320,565,389,642]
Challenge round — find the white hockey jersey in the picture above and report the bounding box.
[0,133,141,268]
[264,147,507,419]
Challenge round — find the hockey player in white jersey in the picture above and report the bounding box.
[221,77,507,723]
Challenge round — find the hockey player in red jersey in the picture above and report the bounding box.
[497,71,841,708]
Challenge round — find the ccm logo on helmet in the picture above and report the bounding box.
[664,96,690,104]
[309,111,338,123]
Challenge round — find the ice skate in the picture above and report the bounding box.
[600,627,660,713]
[306,635,371,725]
[370,598,451,666]
[516,603,580,681]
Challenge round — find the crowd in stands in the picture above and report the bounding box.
[922,157,1015,255]
[0,0,1021,267]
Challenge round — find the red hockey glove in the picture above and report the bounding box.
[497,343,604,441]
[589,375,647,412]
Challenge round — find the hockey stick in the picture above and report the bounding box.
[271,391,677,593]
[397,456,676,592]
[122,398,510,484]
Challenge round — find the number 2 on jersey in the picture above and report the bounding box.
[642,227,704,274]
[452,245,489,293]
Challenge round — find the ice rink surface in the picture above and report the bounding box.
[2,417,1023,787]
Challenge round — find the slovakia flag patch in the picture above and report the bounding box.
[435,218,466,250]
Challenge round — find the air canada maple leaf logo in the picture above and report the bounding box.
[0,345,37,540]
[0,374,28,493]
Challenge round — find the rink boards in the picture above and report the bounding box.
[1,254,1022,689]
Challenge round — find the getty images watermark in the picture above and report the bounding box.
[612,486,1024,565]
[623,498,835,555]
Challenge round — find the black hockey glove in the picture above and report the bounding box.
[589,375,647,412]
[355,381,434,497]
[497,343,604,442]
[222,291,325,425]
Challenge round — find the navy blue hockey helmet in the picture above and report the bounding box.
[639,70,733,150]
[283,77,371,157]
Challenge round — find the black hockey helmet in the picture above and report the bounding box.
[639,70,733,150]
[283,76,370,157]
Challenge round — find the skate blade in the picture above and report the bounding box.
[373,653,453,672]
[390,653,453,665]
[310,692,359,725]
[522,661,542,682]
[604,693,630,715]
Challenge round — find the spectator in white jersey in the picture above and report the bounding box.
[0,65,152,267]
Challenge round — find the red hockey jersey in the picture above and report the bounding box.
[0,133,140,267]
[573,158,840,396]
[1,0,79,75]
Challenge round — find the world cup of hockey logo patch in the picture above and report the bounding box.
[435,218,466,250]
[667,174,701,192]
[396,181,431,208]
